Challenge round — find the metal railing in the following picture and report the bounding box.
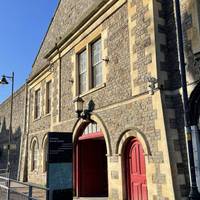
[0,175,49,200]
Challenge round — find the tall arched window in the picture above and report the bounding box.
[31,140,38,171]
[43,140,48,172]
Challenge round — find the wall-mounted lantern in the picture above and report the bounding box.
[73,97,95,120]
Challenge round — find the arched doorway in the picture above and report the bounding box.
[189,82,200,126]
[75,122,108,197]
[189,83,200,189]
[125,138,148,200]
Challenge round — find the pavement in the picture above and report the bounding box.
[10,183,108,200]
[8,182,46,200]
[1,181,108,200]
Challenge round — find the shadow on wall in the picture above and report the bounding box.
[0,117,22,179]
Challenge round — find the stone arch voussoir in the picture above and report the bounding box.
[116,127,151,156]
[72,113,112,156]
[30,136,39,150]
[41,133,48,149]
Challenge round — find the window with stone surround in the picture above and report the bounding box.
[46,81,52,114]
[77,37,103,95]
[34,89,41,119]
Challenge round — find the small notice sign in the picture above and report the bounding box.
[47,132,73,200]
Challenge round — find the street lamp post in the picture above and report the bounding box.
[174,0,200,199]
[0,72,14,200]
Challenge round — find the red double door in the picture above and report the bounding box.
[76,139,108,197]
[126,139,148,200]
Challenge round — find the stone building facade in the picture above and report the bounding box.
[1,0,200,199]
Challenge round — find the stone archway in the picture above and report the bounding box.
[116,129,151,200]
[189,82,200,126]
[73,114,112,155]
[116,128,151,156]
[189,83,200,189]
[72,114,111,198]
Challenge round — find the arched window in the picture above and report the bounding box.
[31,140,38,171]
[43,139,48,172]
[79,122,102,140]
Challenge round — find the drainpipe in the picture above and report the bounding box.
[174,0,200,198]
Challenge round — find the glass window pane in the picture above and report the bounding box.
[46,81,51,114]
[33,142,38,170]
[38,90,40,117]
[78,50,87,94]
[79,50,86,73]
[79,72,86,93]
[91,38,102,87]
[35,89,40,119]
[92,63,102,87]
[92,39,101,65]
[97,123,101,132]
[44,141,48,172]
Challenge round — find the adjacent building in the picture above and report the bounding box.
[1,0,200,199]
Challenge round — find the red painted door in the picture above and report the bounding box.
[78,140,108,197]
[126,139,148,200]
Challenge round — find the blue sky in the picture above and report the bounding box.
[0,0,58,103]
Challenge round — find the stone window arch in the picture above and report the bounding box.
[72,114,112,156]
[116,128,151,199]
[42,136,48,172]
[30,138,39,171]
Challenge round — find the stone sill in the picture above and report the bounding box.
[79,83,106,98]
[33,113,51,122]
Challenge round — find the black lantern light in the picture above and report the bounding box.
[0,75,9,84]
[73,97,95,120]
